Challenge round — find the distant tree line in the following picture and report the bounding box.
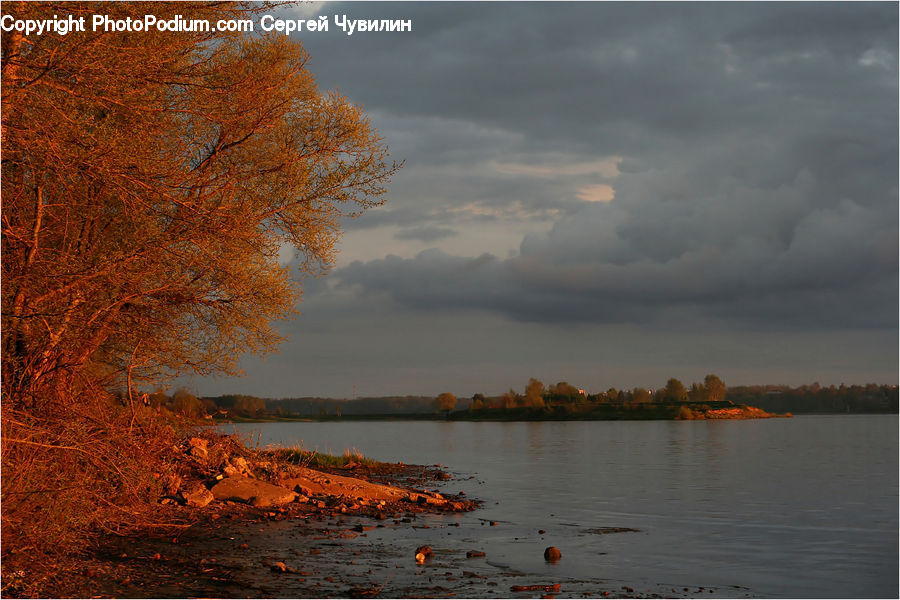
[727,383,897,414]
[191,377,897,420]
[464,375,728,413]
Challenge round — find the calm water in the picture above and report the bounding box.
[224,416,898,598]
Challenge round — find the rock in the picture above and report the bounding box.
[511,584,561,592]
[270,561,289,573]
[188,437,209,461]
[466,550,486,558]
[211,477,296,507]
[223,456,252,477]
[162,473,182,496]
[544,547,562,562]
[538,529,546,534]
[182,483,214,507]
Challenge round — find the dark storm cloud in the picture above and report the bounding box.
[292,2,897,330]
[393,226,459,242]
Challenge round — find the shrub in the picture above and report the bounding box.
[676,405,695,420]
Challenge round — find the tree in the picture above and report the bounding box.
[525,378,546,408]
[549,381,580,403]
[704,374,726,402]
[470,393,485,411]
[632,387,651,404]
[663,378,689,403]
[434,392,457,415]
[689,382,708,403]
[1,2,399,409]
[171,388,203,418]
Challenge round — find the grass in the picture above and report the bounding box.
[264,445,382,469]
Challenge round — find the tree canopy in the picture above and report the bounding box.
[434,392,457,413]
[2,2,398,407]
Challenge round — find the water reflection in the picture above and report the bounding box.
[226,416,898,598]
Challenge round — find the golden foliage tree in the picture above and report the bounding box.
[525,377,545,408]
[434,392,457,414]
[1,2,398,408]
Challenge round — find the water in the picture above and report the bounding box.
[223,416,898,598]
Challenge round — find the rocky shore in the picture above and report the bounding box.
[32,432,754,599]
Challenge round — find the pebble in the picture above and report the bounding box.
[270,561,288,573]
[544,547,562,562]
[415,545,433,563]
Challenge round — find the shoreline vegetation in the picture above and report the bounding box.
[194,377,897,424]
[3,426,476,598]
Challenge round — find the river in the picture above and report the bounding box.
[222,415,897,598]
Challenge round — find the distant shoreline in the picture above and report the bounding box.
[213,402,794,424]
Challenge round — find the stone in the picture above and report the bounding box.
[182,483,214,507]
[511,584,561,592]
[415,545,433,562]
[223,456,252,477]
[162,473,182,496]
[211,477,296,507]
[271,561,292,573]
[188,437,209,461]
[544,547,562,562]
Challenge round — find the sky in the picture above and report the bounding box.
[186,1,898,399]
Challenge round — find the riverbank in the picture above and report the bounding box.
[1,430,475,598]
[6,428,758,599]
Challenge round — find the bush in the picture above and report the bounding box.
[676,405,696,420]
[1,389,190,596]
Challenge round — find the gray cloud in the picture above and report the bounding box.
[393,226,459,242]
[188,2,898,396]
[333,150,897,330]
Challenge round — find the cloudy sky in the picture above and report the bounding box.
[189,2,898,399]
